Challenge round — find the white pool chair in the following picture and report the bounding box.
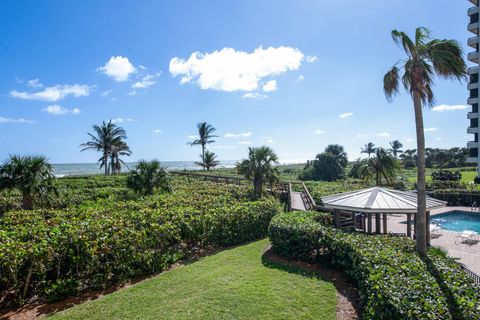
[455,230,479,245]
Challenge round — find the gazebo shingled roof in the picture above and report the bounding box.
[321,187,447,214]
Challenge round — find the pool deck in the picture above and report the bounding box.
[385,207,480,275]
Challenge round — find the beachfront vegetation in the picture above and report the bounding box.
[383,27,467,254]
[126,160,172,195]
[237,146,279,199]
[0,155,57,210]
[0,175,281,304]
[80,120,131,175]
[357,148,399,186]
[48,239,336,320]
[299,144,348,181]
[269,211,480,319]
[188,122,218,170]
[399,147,470,169]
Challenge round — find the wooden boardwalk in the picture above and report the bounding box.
[290,191,307,211]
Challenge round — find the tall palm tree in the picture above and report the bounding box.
[359,148,399,186]
[80,120,130,175]
[361,142,376,158]
[237,146,279,199]
[383,27,466,254]
[188,122,218,170]
[0,155,56,210]
[110,141,132,174]
[389,140,404,158]
[196,150,220,171]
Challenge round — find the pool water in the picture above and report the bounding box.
[431,211,480,233]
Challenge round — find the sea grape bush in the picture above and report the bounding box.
[0,176,281,305]
[431,170,462,182]
[269,212,480,320]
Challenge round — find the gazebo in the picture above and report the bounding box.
[321,187,447,241]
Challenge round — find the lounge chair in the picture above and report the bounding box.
[430,223,442,238]
[455,230,479,245]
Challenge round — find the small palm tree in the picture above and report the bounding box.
[359,148,399,186]
[0,155,56,209]
[80,120,130,175]
[237,146,279,199]
[110,141,132,174]
[325,144,348,167]
[361,142,376,158]
[196,150,220,171]
[188,122,218,170]
[389,140,403,158]
[127,160,172,195]
[383,27,466,254]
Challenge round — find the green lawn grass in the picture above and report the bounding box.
[49,239,337,320]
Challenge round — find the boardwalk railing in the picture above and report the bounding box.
[171,171,245,185]
[460,263,480,286]
[286,182,316,212]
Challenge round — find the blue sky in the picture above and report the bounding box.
[0,0,473,163]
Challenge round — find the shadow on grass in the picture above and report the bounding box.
[261,246,360,320]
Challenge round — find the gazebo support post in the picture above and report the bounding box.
[407,213,412,238]
[413,214,417,239]
[382,213,387,234]
[333,210,339,228]
[351,212,356,230]
[426,211,431,244]
[367,213,372,234]
[375,213,381,234]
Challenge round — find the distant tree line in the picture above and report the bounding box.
[399,147,471,169]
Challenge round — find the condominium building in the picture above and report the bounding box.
[467,0,480,172]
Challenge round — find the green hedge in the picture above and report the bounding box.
[0,180,281,305]
[431,190,480,206]
[269,212,480,320]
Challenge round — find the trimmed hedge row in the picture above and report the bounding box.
[431,190,480,206]
[268,211,480,320]
[0,180,281,305]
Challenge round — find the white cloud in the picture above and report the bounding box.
[356,134,367,138]
[262,80,277,92]
[42,105,81,116]
[238,141,252,145]
[10,84,90,102]
[375,132,391,137]
[101,89,112,96]
[187,134,199,139]
[111,117,134,124]
[434,137,443,141]
[153,129,163,133]
[210,145,236,149]
[424,127,437,132]
[0,116,33,124]
[242,92,267,99]
[431,104,468,112]
[132,74,157,89]
[27,79,43,88]
[265,138,275,144]
[404,137,414,142]
[127,91,137,96]
[225,132,252,138]
[314,129,325,135]
[296,75,305,82]
[169,46,304,92]
[306,55,318,63]
[339,112,353,118]
[98,56,136,82]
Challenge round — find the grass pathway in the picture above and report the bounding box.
[49,239,337,320]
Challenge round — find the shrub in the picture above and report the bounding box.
[127,160,172,195]
[269,212,480,319]
[431,190,480,206]
[431,170,462,182]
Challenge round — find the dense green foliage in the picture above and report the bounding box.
[400,147,471,169]
[127,160,172,195]
[431,170,462,182]
[0,176,281,304]
[300,144,348,181]
[48,239,336,320]
[269,212,480,320]
[355,148,399,186]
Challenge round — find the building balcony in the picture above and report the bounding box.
[468,126,479,134]
[468,141,479,149]
[468,97,479,105]
[468,112,479,119]
[469,66,479,75]
[468,22,479,35]
[469,6,480,17]
[468,82,479,90]
[468,36,479,48]
[470,0,478,5]
[469,51,480,63]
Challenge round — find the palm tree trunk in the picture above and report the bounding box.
[413,92,427,255]
[22,193,33,210]
[201,144,206,171]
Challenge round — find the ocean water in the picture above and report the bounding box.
[52,160,238,177]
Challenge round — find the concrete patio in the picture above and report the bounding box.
[386,207,480,274]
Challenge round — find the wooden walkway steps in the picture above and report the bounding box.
[290,191,307,211]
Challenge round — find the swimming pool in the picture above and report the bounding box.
[431,211,480,233]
